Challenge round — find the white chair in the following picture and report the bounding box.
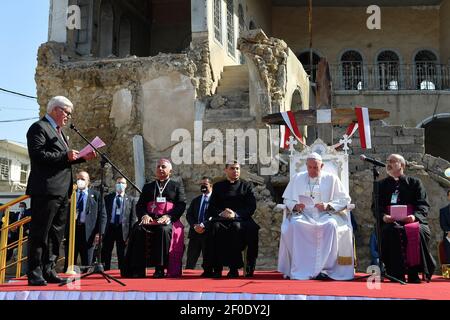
[276,138,355,279]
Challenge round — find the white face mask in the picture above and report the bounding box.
[77,179,87,190]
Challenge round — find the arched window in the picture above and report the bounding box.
[214,0,222,43]
[99,0,114,58]
[118,16,131,58]
[249,20,256,30]
[298,51,321,82]
[341,50,363,90]
[415,50,438,90]
[377,50,400,90]
[238,4,245,64]
[226,0,235,56]
[291,89,302,112]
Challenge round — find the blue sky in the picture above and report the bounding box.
[0,0,49,145]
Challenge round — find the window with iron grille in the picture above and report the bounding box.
[415,50,438,90]
[214,0,222,43]
[377,50,400,90]
[0,158,9,181]
[226,0,235,56]
[341,50,363,90]
[20,163,28,184]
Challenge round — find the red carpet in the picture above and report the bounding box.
[1,270,449,300]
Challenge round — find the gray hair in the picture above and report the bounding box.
[389,154,406,167]
[47,96,74,113]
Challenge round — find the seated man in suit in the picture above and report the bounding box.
[185,176,213,276]
[101,176,137,271]
[65,170,106,272]
[439,189,450,263]
[206,160,259,278]
[6,202,31,263]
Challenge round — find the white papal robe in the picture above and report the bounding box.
[278,171,354,280]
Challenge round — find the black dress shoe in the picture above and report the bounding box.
[212,267,223,278]
[152,268,166,278]
[314,272,330,280]
[28,277,48,286]
[227,268,239,278]
[44,274,68,284]
[201,270,214,278]
[407,273,421,284]
[245,266,255,278]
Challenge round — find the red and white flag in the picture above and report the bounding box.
[355,106,372,149]
[332,122,359,149]
[280,111,304,149]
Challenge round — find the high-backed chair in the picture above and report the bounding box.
[277,139,355,278]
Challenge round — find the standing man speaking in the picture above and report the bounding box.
[26,96,96,286]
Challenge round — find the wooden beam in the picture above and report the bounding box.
[262,108,390,126]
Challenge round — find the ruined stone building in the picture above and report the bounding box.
[37,0,450,270]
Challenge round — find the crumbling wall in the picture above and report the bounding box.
[238,29,309,119]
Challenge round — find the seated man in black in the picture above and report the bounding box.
[376,154,436,283]
[205,160,259,278]
[122,158,186,278]
[439,189,450,263]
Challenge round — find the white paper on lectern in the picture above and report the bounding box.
[79,136,106,158]
[298,195,315,209]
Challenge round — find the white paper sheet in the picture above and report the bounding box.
[78,136,106,158]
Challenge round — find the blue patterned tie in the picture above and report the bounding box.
[114,196,122,225]
[77,192,85,222]
[198,195,208,223]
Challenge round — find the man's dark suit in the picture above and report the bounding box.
[6,209,32,261]
[185,194,208,269]
[439,204,450,263]
[26,116,85,283]
[65,188,106,270]
[101,192,137,270]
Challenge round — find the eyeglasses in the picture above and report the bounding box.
[57,107,72,118]
[386,159,400,164]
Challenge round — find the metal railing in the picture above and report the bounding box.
[0,187,78,283]
[307,63,450,91]
[0,195,30,283]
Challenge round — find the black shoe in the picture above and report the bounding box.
[28,276,47,286]
[44,270,68,284]
[245,266,255,278]
[201,269,214,278]
[212,267,223,278]
[152,267,166,278]
[227,268,239,278]
[314,272,330,280]
[407,273,421,284]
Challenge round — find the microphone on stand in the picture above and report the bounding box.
[360,155,386,167]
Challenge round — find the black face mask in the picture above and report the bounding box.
[200,185,209,194]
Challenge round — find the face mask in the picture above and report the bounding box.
[19,208,25,214]
[116,183,126,193]
[77,179,87,190]
[200,185,208,194]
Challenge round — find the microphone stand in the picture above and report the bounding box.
[60,124,142,287]
[354,165,406,284]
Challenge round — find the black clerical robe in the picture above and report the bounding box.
[205,179,258,270]
[121,179,186,277]
[376,175,436,279]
